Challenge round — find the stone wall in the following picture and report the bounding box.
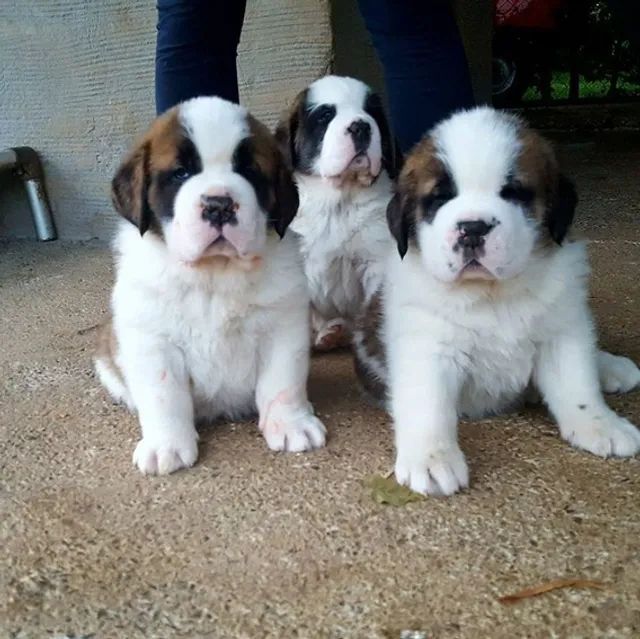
[0,0,331,240]
[0,0,490,241]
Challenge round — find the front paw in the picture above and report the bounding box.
[599,352,640,394]
[262,414,327,452]
[395,445,469,496]
[562,413,640,457]
[133,434,199,475]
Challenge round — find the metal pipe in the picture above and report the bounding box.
[0,146,57,241]
[24,179,57,241]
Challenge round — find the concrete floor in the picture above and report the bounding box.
[1,134,640,638]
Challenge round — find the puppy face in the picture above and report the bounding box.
[387,107,577,283]
[275,75,397,185]
[111,97,298,265]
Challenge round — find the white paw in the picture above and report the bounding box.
[562,413,640,458]
[395,445,469,496]
[133,434,199,475]
[599,351,640,394]
[262,413,327,452]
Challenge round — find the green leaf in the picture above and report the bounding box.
[365,475,425,506]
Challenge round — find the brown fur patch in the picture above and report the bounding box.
[387,138,445,256]
[516,128,576,246]
[353,292,387,402]
[111,108,184,234]
[145,109,184,173]
[516,129,557,229]
[95,320,125,388]
[274,89,309,169]
[247,113,300,236]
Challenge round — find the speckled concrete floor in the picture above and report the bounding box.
[1,134,639,638]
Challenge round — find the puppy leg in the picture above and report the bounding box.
[311,307,351,352]
[597,350,640,394]
[390,338,468,496]
[535,326,640,457]
[119,332,199,475]
[256,309,326,452]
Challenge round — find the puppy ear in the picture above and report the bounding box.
[272,159,300,238]
[365,91,401,179]
[274,89,307,169]
[111,141,153,235]
[386,190,415,259]
[546,173,577,245]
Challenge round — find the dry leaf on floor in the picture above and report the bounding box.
[365,475,425,506]
[499,578,607,604]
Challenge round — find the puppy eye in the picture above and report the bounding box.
[171,167,191,182]
[430,178,455,204]
[500,181,534,205]
[313,106,334,126]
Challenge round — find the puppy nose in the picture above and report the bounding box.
[200,195,236,227]
[458,219,493,238]
[457,220,494,251]
[347,119,371,150]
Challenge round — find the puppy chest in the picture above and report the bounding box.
[306,253,364,316]
[175,300,262,393]
[458,336,536,414]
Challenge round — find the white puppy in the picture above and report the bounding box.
[95,97,326,475]
[275,75,397,351]
[355,107,640,495]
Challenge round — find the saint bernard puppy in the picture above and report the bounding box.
[95,97,326,475]
[354,107,640,496]
[275,75,397,351]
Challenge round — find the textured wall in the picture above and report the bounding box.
[0,0,331,241]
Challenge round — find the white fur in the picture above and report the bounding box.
[292,172,393,324]
[306,75,382,180]
[166,98,265,265]
[96,98,325,474]
[290,76,391,347]
[383,108,640,496]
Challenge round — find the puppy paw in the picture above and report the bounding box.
[395,445,469,497]
[133,434,199,475]
[599,351,640,394]
[262,414,327,452]
[562,413,640,458]
[313,319,351,352]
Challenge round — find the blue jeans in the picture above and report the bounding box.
[155,0,475,151]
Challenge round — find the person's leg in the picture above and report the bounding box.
[358,0,475,152]
[155,0,247,114]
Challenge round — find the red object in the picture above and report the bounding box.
[494,0,566,29]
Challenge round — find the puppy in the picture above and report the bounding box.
[354,107,640,495]
[95,97,326,475]
[275,75,397,351]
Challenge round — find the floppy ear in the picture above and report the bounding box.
[111,141,153,235]
[386,190,415,259]
[365,91,401,179]
[272,159,300,238]
[546,173,577,245]
[274,89,307,169]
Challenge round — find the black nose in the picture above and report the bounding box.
[458,219,494,238]
[347,119,371,152]
[457,220,494,253]
[201,195,236,227]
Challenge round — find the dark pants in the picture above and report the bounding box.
[155,0,246,111]
[155,0,475,151]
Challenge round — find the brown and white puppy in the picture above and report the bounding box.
[95,97,326,475]
[354,107,640,496]
[275,75,398,351]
